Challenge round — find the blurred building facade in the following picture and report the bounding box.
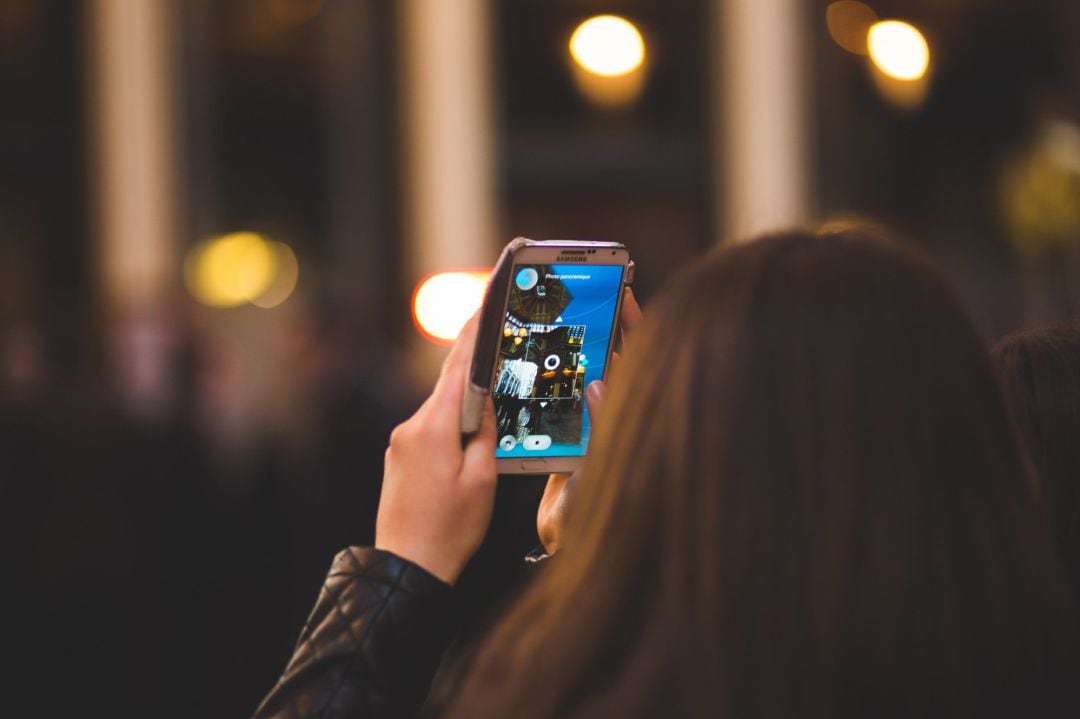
[3,0,1080,716]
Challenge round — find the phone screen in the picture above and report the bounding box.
[492,263,624,459]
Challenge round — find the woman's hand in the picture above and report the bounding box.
[375,316,498,584]
[536,288,642,554]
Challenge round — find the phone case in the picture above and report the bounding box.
[460,237,531,434]
[461,238,632,438]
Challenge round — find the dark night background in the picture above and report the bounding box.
[2,1,1079,716]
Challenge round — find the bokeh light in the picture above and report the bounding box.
[184,232,299,309]
[1000,120,1080,257]
[251,242,300,308]
[268,0,324,28]
[867,20,930,81]
[826,1,878,55]
[185,232,275,308]
[569,15,645,77]
[412,270,491,343]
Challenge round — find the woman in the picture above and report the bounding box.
[993,322,1080,603]
[256,227,1074,718]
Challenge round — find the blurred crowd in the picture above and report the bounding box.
[2,297,387,715]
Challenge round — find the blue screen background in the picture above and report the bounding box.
[495,263,624,459]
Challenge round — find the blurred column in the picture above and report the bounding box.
[86,0,180,415]
[323,0,386,328]
[399,0,497,279]
[712,0,811,241]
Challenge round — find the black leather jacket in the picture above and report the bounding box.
[253,547,457,719]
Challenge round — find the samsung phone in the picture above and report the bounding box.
[462,238,634,474]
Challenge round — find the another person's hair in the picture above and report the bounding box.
[993,322,1080,600]
[450,228,1074,717]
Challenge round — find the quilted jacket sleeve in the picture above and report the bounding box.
[253,547,458,719]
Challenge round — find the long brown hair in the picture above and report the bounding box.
[993,322,1080,602]
[450,228,1074,717]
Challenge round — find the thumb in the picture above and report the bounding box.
[585,380,606,421]
[620,287,643,334]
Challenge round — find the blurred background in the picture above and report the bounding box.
[3,0,1080,715]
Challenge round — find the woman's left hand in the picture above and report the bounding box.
[536,288,642,555]
[375,316,498,585]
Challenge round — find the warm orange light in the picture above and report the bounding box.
[568,15,648,108]
[569,15,645,77]
[826,1,878,55]
[269,0,324,27]
[868,20,930,81]
[412,270,491,343]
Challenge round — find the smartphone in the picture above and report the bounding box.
[463,238,634,474]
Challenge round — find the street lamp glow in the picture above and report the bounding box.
[569,15,645,77]
[185,232,277,308]
[826,1,878,55]
[867,20,930,81]
[412,271,491,343]
[250,242,300,308]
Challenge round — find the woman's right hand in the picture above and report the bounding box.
[375,316,498,585]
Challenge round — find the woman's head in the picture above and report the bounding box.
[993,322,1080,596]
[454,227,1073,717]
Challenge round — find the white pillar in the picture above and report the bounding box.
[86,0,180,416]
[713,0,811,242]
[399,0,498,278]
[87,0,179,311]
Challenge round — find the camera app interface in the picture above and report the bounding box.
[493,263,624,459]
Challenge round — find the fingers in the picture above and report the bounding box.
[441,313,480,382]
[620,288,643,335]
[461,397,497,484]
[428,313,480,415]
